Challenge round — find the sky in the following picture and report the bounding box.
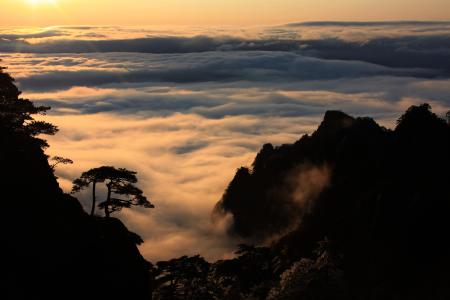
[1,0,450,26]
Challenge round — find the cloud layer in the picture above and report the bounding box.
[2,23,450,73]
[1,22,449,262]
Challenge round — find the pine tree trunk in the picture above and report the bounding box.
[105,183,111,218]
[90,181,96,216]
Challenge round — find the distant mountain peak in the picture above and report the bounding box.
[314,110,355,137]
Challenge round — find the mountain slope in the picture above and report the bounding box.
[1,68,151,300]
[215,104,450,299]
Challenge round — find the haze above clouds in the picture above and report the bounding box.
[1,22,449,261]
[3,0,450,26]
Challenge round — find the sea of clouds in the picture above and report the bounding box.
[1,22,449,261]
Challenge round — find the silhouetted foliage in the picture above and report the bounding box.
[213,244,275,299]
[152,247,276,300]
[0,66,57,148]
[72,167,107,216]
[50,156,73,170]
[72,166,154,217]
[153,255,216,300]
[267,239,345,300]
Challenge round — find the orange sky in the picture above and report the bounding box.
[2,0,450,26]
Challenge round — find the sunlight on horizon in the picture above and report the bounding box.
[2,0,450,26]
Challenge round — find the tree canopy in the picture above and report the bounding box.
[72,166,154,217]
[0,66,57,148]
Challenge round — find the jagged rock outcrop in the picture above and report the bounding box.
[215,104,450,299]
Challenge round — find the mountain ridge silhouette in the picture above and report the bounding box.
[1,67,151,300]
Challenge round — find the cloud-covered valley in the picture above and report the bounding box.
[1,22,449,262]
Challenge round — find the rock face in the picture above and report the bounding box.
[1,69,151,300]
[215,104,450,299]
